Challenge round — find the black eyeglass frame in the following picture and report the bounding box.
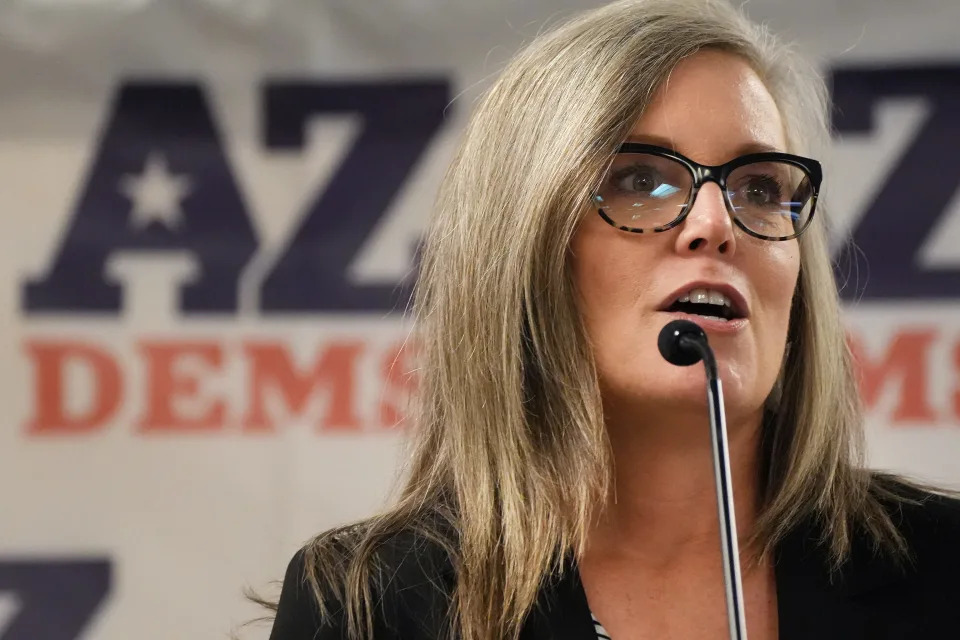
[594,143,823,241]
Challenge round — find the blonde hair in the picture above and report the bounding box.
[291,1,912,638]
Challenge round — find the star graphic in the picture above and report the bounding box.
[119,153,193,230]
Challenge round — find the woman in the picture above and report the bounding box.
[266,0,960,638]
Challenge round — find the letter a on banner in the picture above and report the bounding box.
[22,82,258,314]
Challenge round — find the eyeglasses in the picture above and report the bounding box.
[591,143,821,241]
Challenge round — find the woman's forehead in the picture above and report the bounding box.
[627,50,787,164]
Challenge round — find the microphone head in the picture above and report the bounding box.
[657,319,706,366]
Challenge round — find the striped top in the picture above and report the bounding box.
[591,612,612,640]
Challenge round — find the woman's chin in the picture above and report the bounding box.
[604,372,760,419]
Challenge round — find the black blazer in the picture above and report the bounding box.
[269,489,960,639]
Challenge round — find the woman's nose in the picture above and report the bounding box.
[674,182,737,256]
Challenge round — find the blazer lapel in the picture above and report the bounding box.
[520,557,598,640]
[775,514,907,640]
[519,516,911,640]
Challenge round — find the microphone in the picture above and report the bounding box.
[657,320,748,640]
[657,318,708,367]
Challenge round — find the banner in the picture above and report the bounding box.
[1,1,958,638]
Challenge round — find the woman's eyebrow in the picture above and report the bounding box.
[623,134,785,157]
[734,141,785,155]
[624,133,676,149]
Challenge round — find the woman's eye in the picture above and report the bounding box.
[613,166,661,194]
[741,175,783,206]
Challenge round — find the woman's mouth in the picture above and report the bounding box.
[658,286,749,332]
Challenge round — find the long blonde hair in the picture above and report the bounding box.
[294,1,911,638]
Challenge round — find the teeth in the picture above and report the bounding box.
[677,288,732,308]
[708,290,729,307]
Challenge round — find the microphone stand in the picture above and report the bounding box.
[659,320,748,640]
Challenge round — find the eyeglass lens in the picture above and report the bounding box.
[593,153,814,239]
